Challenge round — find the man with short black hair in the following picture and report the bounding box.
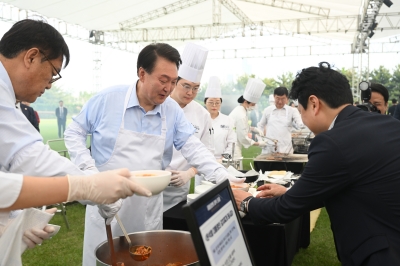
[64,42,239,265]
[257,86,304,154]
[0,19,77,175]
[234,62,400,265]
[388,98,397,116]
[369,83,388,114]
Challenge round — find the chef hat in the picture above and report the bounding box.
[243,78,265,103]
[204,76,221,98]
[178,43,208,83]
[269,94,275,104]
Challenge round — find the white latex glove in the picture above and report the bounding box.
[258,141,267,147]
[251,127,264,137]
[67,168,152,204]
[169,168,195,187]
[98,199,122,225]
[226,174,246,184]
[22,208,57,248]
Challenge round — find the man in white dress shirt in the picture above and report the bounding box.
[258,87,304,154]
[0,19,150,256]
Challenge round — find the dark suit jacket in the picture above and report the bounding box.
[387,104,396,116]
[20,103,40,132]
[248,105,400,266]
[55,106,68,121]
[394,104,400,120]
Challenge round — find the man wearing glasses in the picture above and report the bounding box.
[0,19,145,254]
[163,43,237,212]
[0,19,83,177]
[64,42,243,265]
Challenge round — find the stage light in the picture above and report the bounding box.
[368,31,375,38]
[383,0,393,8]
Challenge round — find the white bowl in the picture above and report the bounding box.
[130,170,171,195]
[195,185,213,195]
[230,183,250,192]
[187,194,200,203]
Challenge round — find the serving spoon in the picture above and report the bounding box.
[114,214,152,261]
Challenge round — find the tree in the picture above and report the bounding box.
[275,72,295,88]
[369,65,392,90]
[390,64,400,100]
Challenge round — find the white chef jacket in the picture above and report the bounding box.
[64,84,229,180]
[212,112,236,159]
[229,105,254,149]
[167,100,215,171]
[0,61,82,177]
[257,104,304,146]
[163,100,216,211]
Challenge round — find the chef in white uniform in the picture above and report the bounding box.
[64,43,242,265]
[229,79,267,163]
[204,76,236,161]
[163,43,213,211]
[258,86,304,154]
[163,44,243,211]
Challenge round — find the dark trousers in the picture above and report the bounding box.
[57,118,66,138]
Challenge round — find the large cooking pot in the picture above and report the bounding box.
[95,230,200,266]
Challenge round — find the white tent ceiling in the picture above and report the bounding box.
[1,0,399,55]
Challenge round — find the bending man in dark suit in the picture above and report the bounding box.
[55,100,67,138]
[234,62,400,266]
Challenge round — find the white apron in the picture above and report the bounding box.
[82,85,167,265]
[262,108,293,154]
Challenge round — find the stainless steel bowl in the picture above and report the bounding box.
[95,230,200,266]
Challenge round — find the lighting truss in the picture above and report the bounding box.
[219,0,256,29]
[238,0,330,17]
[207,42,400,59]
[352,0,383,53]
[119,0,207,29]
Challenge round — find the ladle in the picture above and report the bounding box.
[114,214,152,261]
[105,220,118,266]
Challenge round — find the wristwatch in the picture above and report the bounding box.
[240,196,254,214]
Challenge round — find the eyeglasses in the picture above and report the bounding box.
[206,102,221,106]
[180,83,200,93]
[39,50,62,84]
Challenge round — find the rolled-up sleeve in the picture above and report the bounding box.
[292,108,304,129]
[64,93,107,172]
[180,135,227,182]
[0,172,23,208]
[64,121,97,172]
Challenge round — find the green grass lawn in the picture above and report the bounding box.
[20,123,340,265]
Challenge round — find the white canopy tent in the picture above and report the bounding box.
[0,0,398,91]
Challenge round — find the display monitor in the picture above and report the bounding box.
[183,180,254,266]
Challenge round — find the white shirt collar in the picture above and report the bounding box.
[328,115,338,130]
